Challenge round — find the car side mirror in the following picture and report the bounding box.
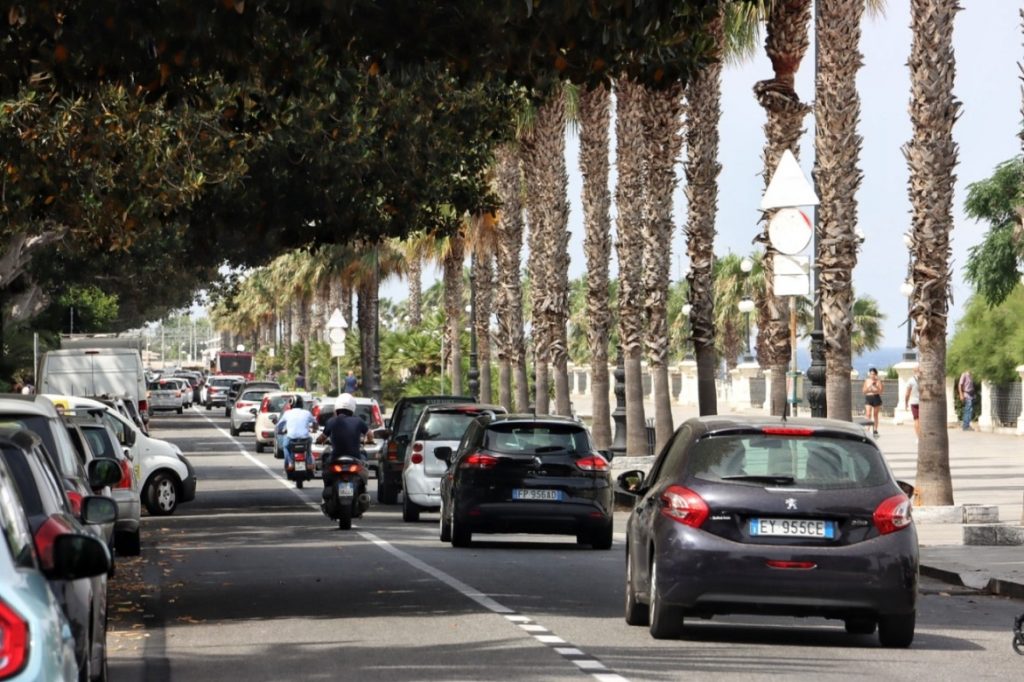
[81,495,118,525]
[897,480,915,499]
[599,449,615,462]
[123,447,134,461]
[48,533,111,580]
[87,458,122,490]
[124,428,137,447]
[270,414,279,424]
[435,446,453,464]
[249,408,257,416]
[616,470,646,497]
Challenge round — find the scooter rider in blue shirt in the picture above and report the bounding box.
[277,395,316,470]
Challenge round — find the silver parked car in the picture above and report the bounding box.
[73,417,142,556]
[619,416,918,646]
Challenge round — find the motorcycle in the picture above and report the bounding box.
[284,436,315,489]
[320,450,371,530]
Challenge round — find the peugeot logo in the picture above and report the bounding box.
[785,498,798,510]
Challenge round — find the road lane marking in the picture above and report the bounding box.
[360,530,630,682]
[198,411,630,682]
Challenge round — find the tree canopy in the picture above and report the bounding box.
[963,157,1024,306]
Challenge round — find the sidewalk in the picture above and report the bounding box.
[583,393,1024,600]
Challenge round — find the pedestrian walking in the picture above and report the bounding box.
[904,368,921,440]
[958,369,976,431]
[294,370,306,390]
[862,367,883,438]
[343,370,359,395]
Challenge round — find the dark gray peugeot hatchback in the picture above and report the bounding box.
[619,416,918,647]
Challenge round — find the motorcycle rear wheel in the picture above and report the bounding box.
[338,504,353,530]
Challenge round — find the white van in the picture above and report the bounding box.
[44,395,196,516]
[38,348,150,423]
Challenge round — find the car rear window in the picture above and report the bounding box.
[241,390,269,402]
[687,434,890,489]
[210,378,236,387]
[266,394,299,412]
[415,411,483,441]
[484,423,591,456]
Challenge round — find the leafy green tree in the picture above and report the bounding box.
[947,287,1024,384]
[964,158,1024,306]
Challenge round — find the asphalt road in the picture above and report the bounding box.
[107,409,1024,681]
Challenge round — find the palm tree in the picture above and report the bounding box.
[614,77,649,456]
[441,230,466,396]
[466,211,500,403]
[905,0,959,505]
[753,0,813,417]
[850,295,885,356]
[493,145,530,411]
[643,80,686,451]
[577,82,614,448]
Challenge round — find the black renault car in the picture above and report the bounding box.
[618,416,918,646]
[438,414,614,549]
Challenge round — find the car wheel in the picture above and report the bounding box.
[177,406,183,414]
[377,470,399,505]
[439,500,452,542]
[145,473,179,516]
[624,547,650,626]
[648,556,684,639]
[229,424,239,437]
[274,447,283,460]
[296,479,303,489]
[450,512,472,548]
[224,408,231,418]
[205,403,211,411]
[402,494,420,522]
[878,611,915,648]
[115,529,141,557]
[256,442,264,454]
[590,522,613,550]
[845,618,877,635]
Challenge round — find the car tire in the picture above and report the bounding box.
[205,403,211,411]
[296,479,304,489]
[116,529,141,557]
[590,522,613,550]
[177,406,183,414]
[224,408,231,418]
[256,442,264,454]
[402,494,420,522]
[878,611,915,648]
[439,500,452,542]
[144,472,179,516]
[274,447,283,460]
[229,424,239,437]
[378,470,399,505]
[625,548,650,626]
[451,512,472,548]
[648,557,684,639]
[845,618,876,635]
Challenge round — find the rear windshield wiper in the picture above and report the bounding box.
[720,474,796,485]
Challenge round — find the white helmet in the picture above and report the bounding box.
[337,393,357,414]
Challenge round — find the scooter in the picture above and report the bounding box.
[285,436,315,489]
[320,450,371,530]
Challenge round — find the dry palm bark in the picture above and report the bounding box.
[614,77,649,455]
[442,232,465,396]
[904,0,960,506]
[814,0,865,421]
[643,81,685,449]
[407,255,422,327]
[473,248,495,403]
[753,0,812,417]
[522,113,550,415]
[494,146,530,411]
[578,82,614,449]
[684,7,724,419]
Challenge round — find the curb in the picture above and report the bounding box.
[920,563,1024,601]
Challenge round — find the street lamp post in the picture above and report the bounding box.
[739,257,755,363]
[610,345,627,456]
[901,233,917,361]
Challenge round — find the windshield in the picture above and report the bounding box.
[416,412,481,441]
[219,355,252,374]
[483,423,591,456]
[687,434,890,490]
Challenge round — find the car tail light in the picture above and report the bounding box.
[175,390,182,398]
[312,404,320,419]
[371,404,383,428]
[114,458,133,489]
[410,442,424,465]
[65,490,83,517]
[138,399,149,414]
[387,442,399,462]
[209,387,219,395]
[460,452,498,470]
[33,517,71,571]
[0,597,28,679]
[576,455,609,472]
[766,560,817,570]
[761,427,815,436]
[260,397,270,413]
[659,485,709,528]
[236,401,250,410]
[873,494,913,534]
[261,431,275,439]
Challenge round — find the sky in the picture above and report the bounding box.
[382,2,1022,351]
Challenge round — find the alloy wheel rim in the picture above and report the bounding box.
[158,480,176,511]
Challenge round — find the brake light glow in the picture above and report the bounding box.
[659,485,709,528]
[371,404,383,428]
[766,560,817,570]
[387,442,399,461]
[460,452,498,470]
[260,397,271,413]
[138,399,148,414]
[236,401,251,410]
[873,494,913,534]
[761,427,815,436]
[0,597,28,678]
[576,455,609,472]
[65,490,83,517]
[114,459,133,489]
[330,462,362,474]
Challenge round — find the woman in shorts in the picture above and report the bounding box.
[862,367,883,437]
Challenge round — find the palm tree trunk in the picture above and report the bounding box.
[906,0,960,505]
[443,233,465,396]
[474,251,494,404]
[754,0,813,416]
[341,281,353,332]
[684,8,724,417]
[522,114,551,415]
[614,77,648,455]
[408,255,423,327]
[301,293,311,388]
[643,82,684,448]
[357,285,371,387]
[494,146,529,411]
[578,83,614,449]
[815,0,866,421]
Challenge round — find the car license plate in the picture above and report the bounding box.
[750,518,835,538]
[512,489,562,501]
[337,482,354,497]
[294,460,306,472]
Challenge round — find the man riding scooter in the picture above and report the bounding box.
[277,395,316,487]
[318,393,373,526]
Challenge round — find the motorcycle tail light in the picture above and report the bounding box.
[330,462,361,474]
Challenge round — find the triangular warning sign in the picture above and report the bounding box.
[760,149,820,211]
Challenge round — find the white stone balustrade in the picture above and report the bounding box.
[892,360,918,426]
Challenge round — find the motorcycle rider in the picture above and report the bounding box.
[319,393,371,489]
[276,395,316,476]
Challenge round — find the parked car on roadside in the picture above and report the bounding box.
[0,427,117,681]
[0,446,97,682]
[617,415,918,646]
[438,413,613,550]
[228,383,280,437]
[402,403,507,522]
[311,395,385,474]
[377,395,474,504]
